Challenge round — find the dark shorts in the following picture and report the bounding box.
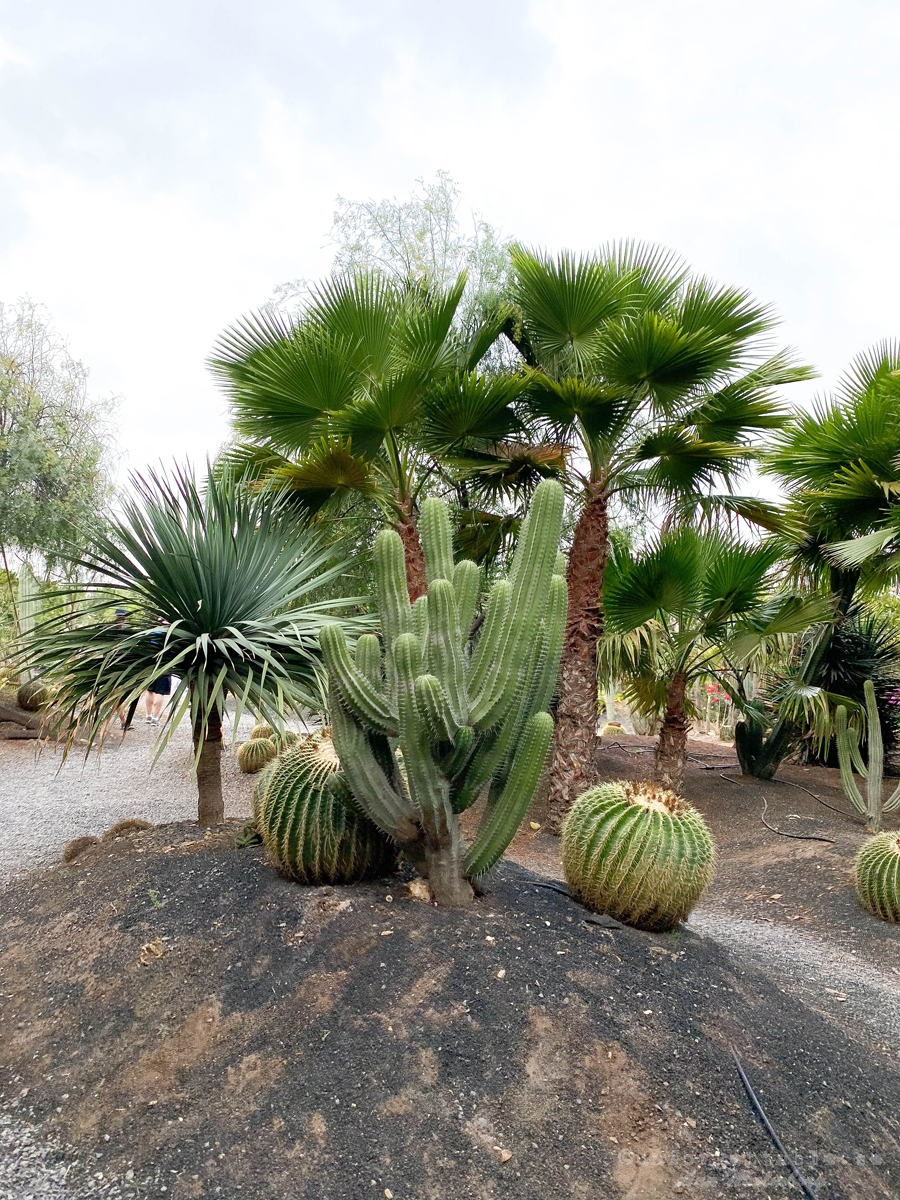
[148,676,172,696]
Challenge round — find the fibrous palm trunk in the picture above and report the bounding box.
[654,672,689,792]
[394,497,428,602]
[194,701,224,826]
[546,488,608,829]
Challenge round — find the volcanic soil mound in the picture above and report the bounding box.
[0,821,897,1199]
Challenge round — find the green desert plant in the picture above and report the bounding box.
[237,737,277,774]
[16,677,50,711]
[736,340,900,779]
[560,780,715,931]
[270,730,299,755]
[835,679,900,832]
[855,832,900,923]
[250,721,275,741]
[20,468,367,825]
[254,728,393,884]
[599,529,830,791]
[494,244,813,825]
[211,270,521,598]
[320,478,567,907]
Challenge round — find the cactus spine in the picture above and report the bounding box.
[320,480,566,907]
[255,728,393,884]
[237,737,277,773]
[561,781,715,931]
[835,680,900,832]
[250,721,275,741]
[855,832,900,923]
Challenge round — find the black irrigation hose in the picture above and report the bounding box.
[771,776,865,825]
[731,1048,818,1199]
[760,798,836,844]
[530,881,626,928]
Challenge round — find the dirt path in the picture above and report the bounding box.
[0,713,258,887]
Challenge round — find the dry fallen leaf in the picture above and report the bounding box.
[139,938,166,965]
[404,878,433,903]
[529,821,541,831]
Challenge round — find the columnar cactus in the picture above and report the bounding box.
[320,480,567,907]
[855,832,900,923]
[237,737,277,773]
[255,728,393,884]
[835,680,900,832]
[560,780,715,931]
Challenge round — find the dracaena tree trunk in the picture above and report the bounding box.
[654,672,689,793]
[546,487,609,829]
[193,696,224,826]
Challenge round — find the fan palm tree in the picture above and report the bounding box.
[22,469,366,824]
[209,272,529,598]
[600,529,830,791]
[495,244,813,821]
[736,340,900,778]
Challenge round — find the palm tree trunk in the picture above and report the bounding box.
[655,672,689,792]
[546,488,609,829]
[194,702,224,825]
[394,498,428,602]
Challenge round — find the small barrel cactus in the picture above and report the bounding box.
[250,721,275,741]
[17,678,51,711]
[855,832,900,923]
[237,737,277,774]
[561,780,715,931]
[270,729,299,755]
[255,728,394,884]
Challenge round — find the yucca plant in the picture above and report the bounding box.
[561,780,715,931]
[20,468,367,824]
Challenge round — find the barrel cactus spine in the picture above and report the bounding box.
[855,832,900,923]
[237,737,277,774]
[561,780,715,931]
[250,721,275,741]
[320,479,567,907]
[255,728,393,884]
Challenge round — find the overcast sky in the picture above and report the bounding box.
[2,0,898,480]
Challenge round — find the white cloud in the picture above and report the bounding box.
[1,0,898,481]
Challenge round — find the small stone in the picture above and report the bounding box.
[529,821,541,831]
[493,1147,512,1163]
[497,969,506,979]
[384,1191,393,1199]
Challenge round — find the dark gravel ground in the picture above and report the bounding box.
[0,823,898,1199]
